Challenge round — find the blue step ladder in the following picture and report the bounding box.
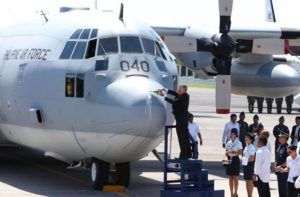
[160,125,224,197]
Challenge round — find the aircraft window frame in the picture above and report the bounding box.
[155,41,167,60]
[159,42,171,61]
[85,39,97,59]
[120,36,143,54]
[90,29,98,39]
[141,38,155,55]
[80,29,91,39]
[98,37,118,55]
[71,41,87,59]
[60,41,76,59]
[70,29,83,39]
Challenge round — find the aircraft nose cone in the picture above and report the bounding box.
[106,77,167,138]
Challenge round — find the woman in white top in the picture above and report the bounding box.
[225,128,243,197]
[280,145,300,197]
[242,133,256,197]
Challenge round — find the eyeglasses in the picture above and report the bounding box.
[288,151,292,154]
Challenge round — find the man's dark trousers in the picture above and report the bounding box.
[176,122,191,159]
[277,172,288,197]
[257,176,270,197]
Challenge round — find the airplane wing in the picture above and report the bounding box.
[149,0,300,114]
[153,23,300,55]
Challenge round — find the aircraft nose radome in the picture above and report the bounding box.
[106,77,167,137]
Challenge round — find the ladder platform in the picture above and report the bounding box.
[162,125,224,197]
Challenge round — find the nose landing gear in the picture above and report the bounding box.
[91,159,110,190]
[90,159,131,190]
[115,162,130,188]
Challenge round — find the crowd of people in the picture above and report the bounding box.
[157,85,300,197]
[222,112,300,197]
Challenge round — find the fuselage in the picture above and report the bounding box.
[0,10,178,163]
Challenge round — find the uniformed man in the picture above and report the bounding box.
[285,95,294,114]
[238,112,248,149]
[276,97,284,114]
[255,97,264,114]
[266,98,274,114]
[249,115,261,134]
[273,116,290,154]
[274,132,289,197]
[247,96,255,113]
[160,85,191,159]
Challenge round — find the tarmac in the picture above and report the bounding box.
[0,87,299,197]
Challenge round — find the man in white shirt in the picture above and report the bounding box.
[188,113,203,159]
[222,114,240,148]
[253,136,271,197]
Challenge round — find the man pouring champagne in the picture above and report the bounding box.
[157,85,191,159]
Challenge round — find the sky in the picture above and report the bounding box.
[0,0,299,28]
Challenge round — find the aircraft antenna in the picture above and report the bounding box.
[40,10,48,23]
[119,3,124,22]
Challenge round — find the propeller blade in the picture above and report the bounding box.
[219,0,233,34]
[216,75,231,114]
[196,38,214,52]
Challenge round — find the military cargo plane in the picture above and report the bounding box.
[1,0,300,190]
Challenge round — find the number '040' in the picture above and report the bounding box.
[120,61,150,72]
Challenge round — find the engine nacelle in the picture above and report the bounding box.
[231,61,300,97]
[175,52,216,79]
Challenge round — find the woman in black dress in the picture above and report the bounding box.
[225,128,243,197]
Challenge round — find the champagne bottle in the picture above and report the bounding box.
[150,90,160,95]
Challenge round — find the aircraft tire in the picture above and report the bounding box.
[116,162,130,188]
[90,159,110,190]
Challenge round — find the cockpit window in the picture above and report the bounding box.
[120,36,143,53]
[98,37,118,55]
[141,38,155,55]
[71,41,87,59]
[85,39,97,59]
[60,41,76,59]
[80,29,91,39]
[90,29,98,39]
[70,29,83,39]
